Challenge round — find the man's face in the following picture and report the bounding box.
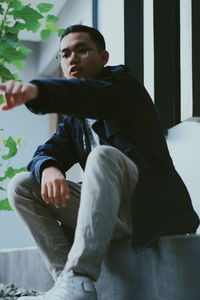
[59,32,109,79]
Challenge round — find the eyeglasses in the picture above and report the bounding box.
[56,47,96,62]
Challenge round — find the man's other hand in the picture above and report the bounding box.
[41,166,70,208]
[0,80,38,110]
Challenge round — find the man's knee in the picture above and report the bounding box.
[86,145,138,184]
[87,146,127,171]
[87,145,118,163]
[7,172,33,207]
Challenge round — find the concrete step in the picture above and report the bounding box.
[0,234,200,300]
[0,247,53,292]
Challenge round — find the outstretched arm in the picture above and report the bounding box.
[0,73,154,123]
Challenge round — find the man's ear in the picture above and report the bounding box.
[102,50,109,66]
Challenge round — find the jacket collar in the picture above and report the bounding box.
[97,65,130,80]
[92,120,123,139]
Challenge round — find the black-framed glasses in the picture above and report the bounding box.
[56,47,96,62]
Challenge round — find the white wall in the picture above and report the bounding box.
[167,120,200,231]
[143,0,154,101]
[167,2,200,221]
[98,0,124,66]
[180,0,193,121]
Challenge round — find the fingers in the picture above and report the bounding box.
[0,84,7,110]
[41,179,70,208]
[60,181,70,207]
[1,81,21,110]
[0,80,38,110]
[41,184,50,205]
[0,84,6,91]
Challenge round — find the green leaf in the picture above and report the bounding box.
[46,15,59,23]
[2,32,18,43]
[0,186,6,191]
[13,73,19,80]
[0,166,27,181]
[0,35,18,49]
[3,47,27,63]
[9,0,22,9]
[6,22,26,34]
[0,94,4,105]
[0,4,4,14]
[10,5,43,20]
[58,28,65,37]
[0,33,18,48]
[46,22,57,32]
[0,138,5,144]
[0,41,12,55]
[12,60,24,71]
[10,6,43,32]
[37,3,53,13]
[10,167,27,177]
[19,45,32,56]
[0,64,15,82]
[2,136,17,160]
[0,199,13,211]
[0,167,27,181]
[29,20,41,33]
[16,135,23,145]
[5,166,16,178]
[41,29,51,40]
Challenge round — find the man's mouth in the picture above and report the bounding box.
[70,66,81,75]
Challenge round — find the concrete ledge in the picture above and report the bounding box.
[97,234,200,300]
[1,234,200,300]
[0,247,54,292]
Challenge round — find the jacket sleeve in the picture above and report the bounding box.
[27,117,79,184]
[26,71,155,125]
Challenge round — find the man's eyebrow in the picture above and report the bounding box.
[61,42,88,52]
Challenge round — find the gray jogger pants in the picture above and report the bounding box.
[8,145,138,281]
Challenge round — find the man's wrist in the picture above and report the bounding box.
[28,83,39,100]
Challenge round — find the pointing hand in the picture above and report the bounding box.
[0,80,38,110]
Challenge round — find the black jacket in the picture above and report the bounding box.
[26,65,199,251]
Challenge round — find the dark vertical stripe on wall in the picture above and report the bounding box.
[192,0,200,116]
[154,0,180,130]
[124,0,143,83]
[92,0,98,28]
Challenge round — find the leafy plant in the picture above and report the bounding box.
[0,130,27,211]
[0,0,65,210]
[0,0,65,102]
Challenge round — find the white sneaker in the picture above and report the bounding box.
[18,271,97,300]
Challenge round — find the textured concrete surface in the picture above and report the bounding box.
[0,247,53,292]
[96,234,200,300]
[1,234,200,300]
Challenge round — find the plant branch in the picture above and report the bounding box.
[0,3,11,35]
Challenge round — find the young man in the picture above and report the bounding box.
[1,25,199,300]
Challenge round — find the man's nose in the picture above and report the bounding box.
[69,51,79,64]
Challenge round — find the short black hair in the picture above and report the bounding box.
[60,25,106,52]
